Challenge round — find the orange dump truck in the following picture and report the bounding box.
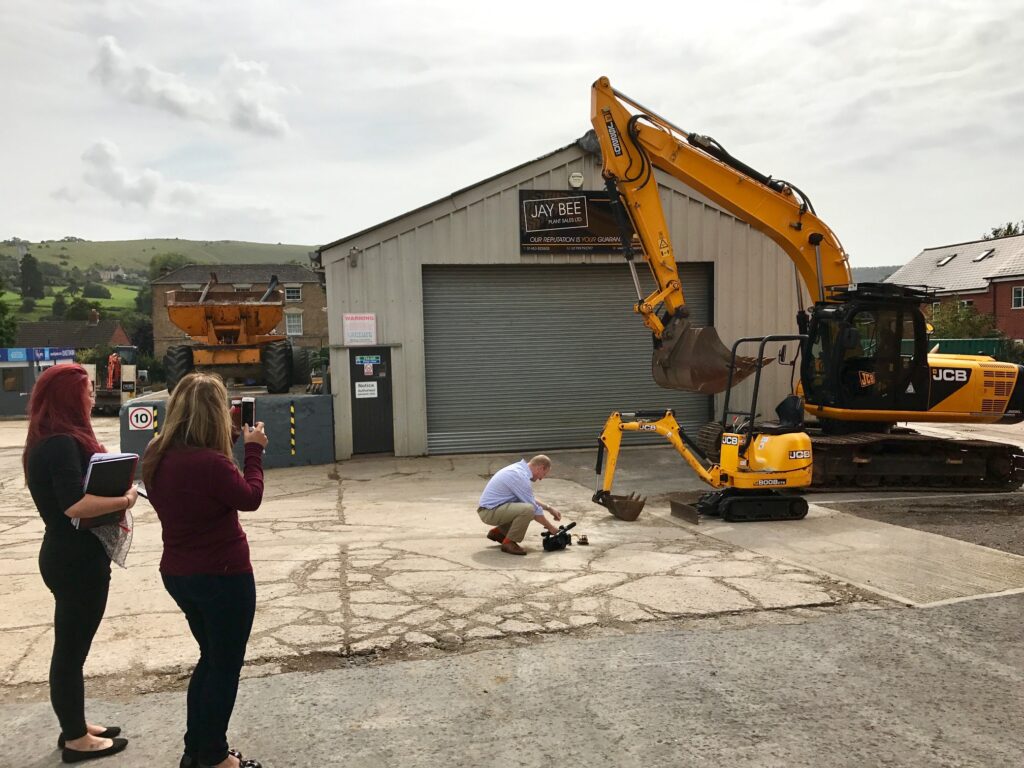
[162,274,309,393]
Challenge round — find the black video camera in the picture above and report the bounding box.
[541,521,576,552]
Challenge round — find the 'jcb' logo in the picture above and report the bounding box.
[789,450,811,460]
[932,368,968,382]
[639,424,656,431]
[721,435,740,445]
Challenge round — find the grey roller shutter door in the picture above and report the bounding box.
[422,263,713,454]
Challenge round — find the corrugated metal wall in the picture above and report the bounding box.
[421,263,712,453]
[323,143,804,459]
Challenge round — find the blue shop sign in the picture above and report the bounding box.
[354,355,382,365]
[0,347,77,363]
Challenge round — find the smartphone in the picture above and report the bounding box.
[241,397,256,428]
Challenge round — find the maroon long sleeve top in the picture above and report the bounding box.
[148,443,264,576]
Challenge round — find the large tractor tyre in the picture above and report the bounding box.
[262,341,292,394]
[290,345,311,388]
[164,345,195,393]
[696,421,724,462]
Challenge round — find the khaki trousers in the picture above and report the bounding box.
[477,503,536,543]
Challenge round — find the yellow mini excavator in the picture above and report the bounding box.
[595,335,812,523]
[590,76,1024,491]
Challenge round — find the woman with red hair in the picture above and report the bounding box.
[24,363,134,764]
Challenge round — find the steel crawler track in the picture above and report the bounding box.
[809,428,1024,492]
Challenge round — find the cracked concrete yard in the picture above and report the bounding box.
[0,418,876,694]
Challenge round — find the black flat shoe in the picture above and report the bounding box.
[180,753,198,768]
[58,728,122,750]
[61,736,128,763]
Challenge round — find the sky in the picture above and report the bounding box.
[2,0,1023,267]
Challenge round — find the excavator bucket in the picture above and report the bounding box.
[594,491,646,521]
[652,316,768,393]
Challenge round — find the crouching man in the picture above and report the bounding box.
[477,455,561,555]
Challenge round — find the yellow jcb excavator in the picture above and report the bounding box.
[595,335,812,522]
[590,76,1024,492]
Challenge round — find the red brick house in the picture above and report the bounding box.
[15,318,132,350]
[885,233,1024,340]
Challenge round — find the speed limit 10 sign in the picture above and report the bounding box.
[127,406,155,431]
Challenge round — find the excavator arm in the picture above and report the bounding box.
[591,76,857,393]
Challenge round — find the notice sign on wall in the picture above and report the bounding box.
[355,381,378,399]
[519,190,634,254]
[343,313,377,346]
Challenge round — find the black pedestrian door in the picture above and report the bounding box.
[350,348,394,454]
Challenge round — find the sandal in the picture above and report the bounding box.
[199,749,262,768]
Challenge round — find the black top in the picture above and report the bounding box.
[27,434,110,575]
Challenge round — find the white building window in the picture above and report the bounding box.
[1013,286,1024,309]
[234,284,252,292]
[285,313,304,335]
[960,300,974,308]
[285,286,302,302]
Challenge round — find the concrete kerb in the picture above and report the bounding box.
[0,430,877,694]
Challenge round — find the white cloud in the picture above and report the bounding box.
[230,93,291,137]
[91,36,215,120]
[81,140,161,206]
[90,36,289,137]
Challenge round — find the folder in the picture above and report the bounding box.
[73,452,139,530]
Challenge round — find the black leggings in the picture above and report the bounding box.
[162,572,257,767]
[40,552,110,740]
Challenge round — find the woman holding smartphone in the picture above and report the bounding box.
[24,363,133,763]
[142,373,266,768]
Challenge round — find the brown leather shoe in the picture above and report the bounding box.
[486,527,505,543]
[500,540,527,555]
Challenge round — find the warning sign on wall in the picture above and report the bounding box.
[343,313,377,346]
[355,381,378,399]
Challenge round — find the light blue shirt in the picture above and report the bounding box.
[478,459,542,515]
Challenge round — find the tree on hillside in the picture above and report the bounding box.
[19,253,45,299]
[135,250,192,313]
[0,278,17,345]
[119,311,154,355]
[38,261,66,284]
[82,282,112,299]
[148,252,191,282]
[65,297,102,321]
[928,300,999,338]
[983,220,1024,240]
[52,292,68,319]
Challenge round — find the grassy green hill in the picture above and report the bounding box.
[0,238,314,272]
[0,285,141,321]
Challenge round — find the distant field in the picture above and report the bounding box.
[1,283,140,321]
[0,238,315,271]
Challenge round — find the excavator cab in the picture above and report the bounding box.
[802,283,930,420]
